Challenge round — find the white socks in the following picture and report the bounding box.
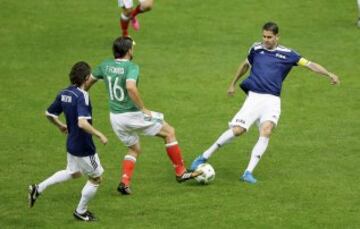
[202,129,235,159]
[245,136,269,173]
[76,181,99,214]
[201,130,270,174]
[37,170,99,214]
[38,170,72,193]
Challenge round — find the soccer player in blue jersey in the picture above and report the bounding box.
[28,62,108,221]
[191,22,340,184]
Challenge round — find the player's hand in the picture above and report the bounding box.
[59,125,68,134]
[141,108,152,118]
[329,73,340,85]
[227,85,236,97]
[99,134,108,145]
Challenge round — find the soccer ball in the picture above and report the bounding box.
[194,163,215,184]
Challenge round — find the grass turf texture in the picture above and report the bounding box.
[1,0,359,228]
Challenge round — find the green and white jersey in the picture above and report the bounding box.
[93,58,140,113]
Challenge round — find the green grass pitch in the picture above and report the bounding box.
[1,0,360,228]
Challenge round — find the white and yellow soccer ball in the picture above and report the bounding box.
[195,163,215,184]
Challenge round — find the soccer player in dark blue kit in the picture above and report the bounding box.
[28,61,108,221]
[191,22,340,184]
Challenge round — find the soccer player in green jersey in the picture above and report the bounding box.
[86,37,201,194]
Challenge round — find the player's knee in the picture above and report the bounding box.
[260,125,273,137]
[71,171,82,179]
[142,0,154,11]
[262,129,272,137]
[232,126,246,136]
[162,123,176,138]
[167,125,176,139]
[128,148,141,157]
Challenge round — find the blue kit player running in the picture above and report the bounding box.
[28,61,108,221]
[191,22,340,184]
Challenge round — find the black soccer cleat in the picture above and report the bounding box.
[73,210,96,222]
[176,170,203,183]
[117,182,132,195]
[28,184,40,208]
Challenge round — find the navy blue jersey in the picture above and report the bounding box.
[46,86,96,157]
[240,42,302,96]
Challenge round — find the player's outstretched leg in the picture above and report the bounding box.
[190,128,242,171]
[28,170,75,208]
[129,5,142,31]
[129,0,154,31]
[156,122,202,182]
[28,184,40,208]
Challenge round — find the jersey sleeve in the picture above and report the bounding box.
[290,50,302,66]
[77,93,91,120]
[92,63,104,80]
[247,44,256,65]
[46,94,63,117]
[126,64,139,81]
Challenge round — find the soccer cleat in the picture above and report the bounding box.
[28,184,40,208]
[131,17,140,31]
[190,155,207,171]
[176,170,203,183]
[117,182,132,195]
[73,210,96,222]
[240,171,257,184]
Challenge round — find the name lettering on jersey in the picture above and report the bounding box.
[61,95,72,103]
[275,53,286,59]
[106,66,124,75]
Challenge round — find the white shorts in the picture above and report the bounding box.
[118,0,146,8]
[110,111,163,146]
[66,153,104,178]
[229,91,281,130]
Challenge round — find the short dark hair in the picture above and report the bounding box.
[262,22,279,35]
[113,36,134,58]
[69,61,91,86]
